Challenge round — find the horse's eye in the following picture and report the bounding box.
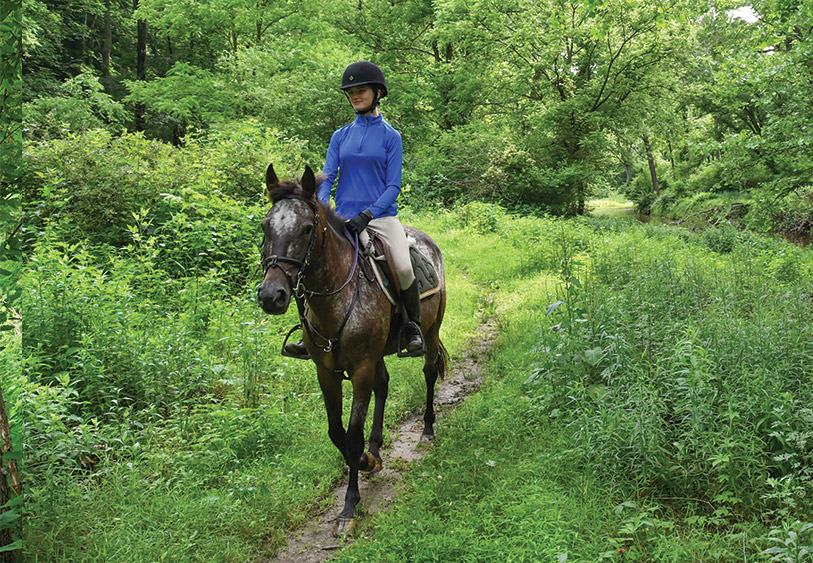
[302,225,313,236]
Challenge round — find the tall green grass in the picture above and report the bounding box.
[338,214,813,562]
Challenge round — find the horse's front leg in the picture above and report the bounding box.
[317,366,349,464]
[333,362,375,537]
[362,359,389,475]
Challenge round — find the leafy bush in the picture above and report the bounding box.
[22,130,179,247]
[454,201,505,234]
[22,123,305,283]
[701,222,740,253]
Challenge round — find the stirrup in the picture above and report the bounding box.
[397,321,426,358]
[281,325,310,360]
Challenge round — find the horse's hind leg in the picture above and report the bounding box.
[420,324,446,443]
[363,359,389,474]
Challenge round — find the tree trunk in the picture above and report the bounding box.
[642,134,660,196]
[101,0,111,77]
[134,0,147,131]
[0,385,21,562]
[79,12,87,66]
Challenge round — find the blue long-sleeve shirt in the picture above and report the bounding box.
[318,113,402,219]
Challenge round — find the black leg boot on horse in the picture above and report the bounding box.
[399,280,426,357]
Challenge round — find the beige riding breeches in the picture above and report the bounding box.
[360,215,416,290]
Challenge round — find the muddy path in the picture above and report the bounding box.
[262,320,498,562]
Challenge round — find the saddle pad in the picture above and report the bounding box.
[410,246,439,295]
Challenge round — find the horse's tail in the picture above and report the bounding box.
[436,339,449,380]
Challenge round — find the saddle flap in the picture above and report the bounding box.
[368,234,440,300]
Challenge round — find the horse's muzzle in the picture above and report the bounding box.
[257,283,290,314]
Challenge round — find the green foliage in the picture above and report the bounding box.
[525,220,813,526]
[23,71,131,140]
[125,62,239,137]
[22,123,305,257]
[23,130,178,247]
[764,521,813,562]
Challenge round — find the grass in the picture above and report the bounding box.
[20,204,813,562]
[335,213,813,562]
[587,192,635,213]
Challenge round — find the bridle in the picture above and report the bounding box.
[261,195,361,299]
[260,194,365,362]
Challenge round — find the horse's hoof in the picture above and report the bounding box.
[332,516,356,538]
[360,451,383,475]
[418,433,434,446]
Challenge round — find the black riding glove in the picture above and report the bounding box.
[346,210,373,234]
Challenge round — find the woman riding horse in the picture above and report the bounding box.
[284,61,425,359]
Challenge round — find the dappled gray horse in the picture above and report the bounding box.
[257,164,448,536]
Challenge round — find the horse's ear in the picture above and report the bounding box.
[301,165,316,196]
[266,164,279,196]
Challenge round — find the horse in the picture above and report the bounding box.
[256,164,448,537]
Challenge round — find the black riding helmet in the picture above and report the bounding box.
[341,61,388,97]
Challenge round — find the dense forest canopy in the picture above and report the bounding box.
[20,0,813,224]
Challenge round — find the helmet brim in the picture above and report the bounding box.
[340,81,388,98]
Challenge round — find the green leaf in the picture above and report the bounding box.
[546,300,564,316]
[0,539,21,553]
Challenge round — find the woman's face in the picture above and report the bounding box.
[345,85,377,114]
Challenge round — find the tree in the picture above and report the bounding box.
[420,0,695,212]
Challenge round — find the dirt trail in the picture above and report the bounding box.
[263,320,497,562]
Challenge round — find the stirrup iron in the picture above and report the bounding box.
[281,324,310,360]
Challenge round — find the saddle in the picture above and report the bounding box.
[365,234,441,305]
[280,231,440,360]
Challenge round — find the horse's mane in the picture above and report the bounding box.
[268,176,348,236]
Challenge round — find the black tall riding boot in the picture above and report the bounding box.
[399,281,425,357]
[283,339,310,360]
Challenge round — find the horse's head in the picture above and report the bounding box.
[257,163,323,315]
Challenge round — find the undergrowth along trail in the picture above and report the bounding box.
[335,210,813,562]
[17,202,813,562]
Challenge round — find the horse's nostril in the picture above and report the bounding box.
[272,289,287,307]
